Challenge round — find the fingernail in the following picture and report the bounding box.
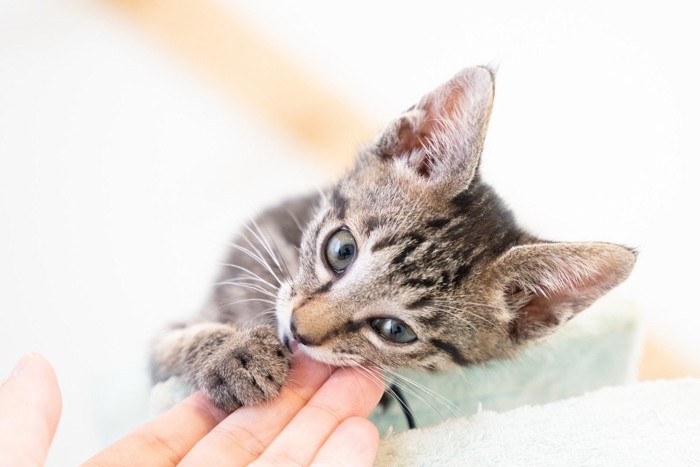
[5,353,36,382]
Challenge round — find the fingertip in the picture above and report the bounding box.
[4,353,34,382]
[3,353,61,406]
[4,352,44,382]
[28,353,62,426]
[33,353,61,387]
[24,353,63,419]
[340,417,380,448]
[0,352,62,466]
[312,417,380,467]
[337,366,385,414]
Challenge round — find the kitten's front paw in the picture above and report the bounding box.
[196,326,291,411]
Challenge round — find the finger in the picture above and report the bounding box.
[312,417,380,467]
[180,352,334,466]
[83,391,227,467]
[0,353,62,467]
[251,366,384,467]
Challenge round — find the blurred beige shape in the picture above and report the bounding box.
[107,0,697,381]
[109,0,378,176]
[639,337,700,380]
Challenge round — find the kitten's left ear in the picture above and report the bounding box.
[490,242,637,343]
[372,66,495,189]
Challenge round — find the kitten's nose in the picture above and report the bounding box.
[290,316,297,336]
[289,316,309,346]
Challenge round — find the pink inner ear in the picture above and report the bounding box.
[506,261,625,342]
[497,240,636,344]
[521,296,562,327]
[393,115,435,176]
[507,294,562,340]
[384,84,468,177]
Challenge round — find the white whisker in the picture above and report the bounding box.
[216,280,279,299]
[284,208,304,232]
[253,220,293,283]
[221,263,280,291]
[244,222,283,273]
[379,365,458,420]
[361,357,452,422]
[384,368,462,418]
[229,242,285,286]
[224,298,277,307]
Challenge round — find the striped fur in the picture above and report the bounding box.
[151,66,636,411]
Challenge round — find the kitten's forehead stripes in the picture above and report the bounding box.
[367,180,526,299]
[363,216,384,235]
[371,219,450,254]
[417,312,445,328]
[430,338,472,366]
[371,236,394,252]
[330,188,348,219]
[402,277,437,288]
[406,295,434,309]
[451,263,474,287]
[425,217,451,229]
[311,211,330,242]
[294,280,333,309]
[391,233,426,265]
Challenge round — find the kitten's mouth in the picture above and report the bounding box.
[282,330,357,367]
[282,332,344,365]
[282,334,299,353]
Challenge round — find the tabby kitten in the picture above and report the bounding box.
[151,66,636,411]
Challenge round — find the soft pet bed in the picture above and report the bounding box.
[376,377,700,466]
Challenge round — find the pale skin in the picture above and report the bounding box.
[0,353,384,467]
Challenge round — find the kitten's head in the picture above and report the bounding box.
[275,67,635,371]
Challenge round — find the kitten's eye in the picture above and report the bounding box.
[325,228,357,272]
[371,318,417,343]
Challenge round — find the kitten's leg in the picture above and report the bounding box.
[150,194,318,410]
[151,322,291,411]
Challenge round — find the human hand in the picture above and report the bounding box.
[0,352,384,466]
[0,353,61,467]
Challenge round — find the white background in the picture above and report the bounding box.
[1,0,698,464]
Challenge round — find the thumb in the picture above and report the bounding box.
[0,353,62,467]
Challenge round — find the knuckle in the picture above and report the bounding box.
[214,421,268,458]
[138,430,183,465]
[305,402,343,425]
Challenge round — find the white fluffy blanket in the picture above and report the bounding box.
[376,378,700,466]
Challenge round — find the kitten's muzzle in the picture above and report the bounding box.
[290,300,339,346]
[289,316,310,346]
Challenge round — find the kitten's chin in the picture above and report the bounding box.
[297,344,362,367]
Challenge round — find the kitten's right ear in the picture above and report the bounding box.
[490,242,636,343]
[369,66,495,190]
